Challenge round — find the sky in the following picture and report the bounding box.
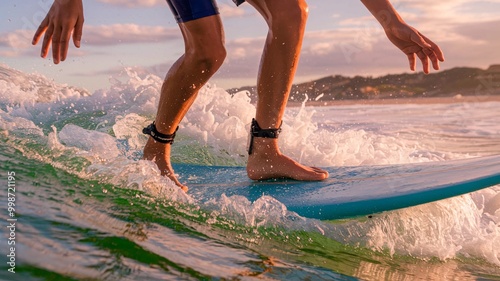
[1,0,500,92]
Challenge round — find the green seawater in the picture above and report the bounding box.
[1,141,500,281]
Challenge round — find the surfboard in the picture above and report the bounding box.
[176,155,500,220]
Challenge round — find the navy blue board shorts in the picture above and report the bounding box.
[167,0,245,23]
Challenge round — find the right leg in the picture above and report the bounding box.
[245,0,328,181]
[143,12,226,191]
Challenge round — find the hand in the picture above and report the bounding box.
[32,0,84,64]
[384,22,445,74]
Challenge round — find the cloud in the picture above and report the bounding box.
[82,24,181,45]
[210,26,389,79]
[454,19,500,42]
[340,0,500,43]
[0,29,32,48]
[122,2,500,83]
[0,24,182,58]
[60,17,500,90]
[444,19,500,64]
[96,0,164,8]
[0,29,37,57]
[395,0,500,26]
[210,13,500,83]
[96,0,248,17]
[8,0,499,88]
[219,3,246,18]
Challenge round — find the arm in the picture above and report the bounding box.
[32,0,84,64]
[361,0,444,73]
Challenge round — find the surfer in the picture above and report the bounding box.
[33,0,444,191]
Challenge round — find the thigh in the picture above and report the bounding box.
[178,15,226,56]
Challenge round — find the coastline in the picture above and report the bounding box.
[287,95,500,107]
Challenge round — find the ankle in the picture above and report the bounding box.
[248,118,282,155]
[248,138,280,158]
[144,138,170,156]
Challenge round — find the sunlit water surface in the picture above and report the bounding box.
[1,64,499,280]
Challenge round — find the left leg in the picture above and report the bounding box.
[143,0,226,191]
[245,0,328,181]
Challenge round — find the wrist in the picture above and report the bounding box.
[360,0,405,29]
[376,10,404,30]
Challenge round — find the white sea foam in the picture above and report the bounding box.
[1,64,499,266]
[356,191,500,265]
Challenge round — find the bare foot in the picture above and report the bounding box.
[143,137,188,192]
[246,138,328,181]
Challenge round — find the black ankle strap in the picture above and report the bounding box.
[142,122,178,144]
[248,118,282,155]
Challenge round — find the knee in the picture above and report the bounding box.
[187,44,227,73]
[271,0,308,29]
[292,0,309,24]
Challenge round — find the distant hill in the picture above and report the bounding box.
[228,65,500,103]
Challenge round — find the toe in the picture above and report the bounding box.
[311,167,329,178]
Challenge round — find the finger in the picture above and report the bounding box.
[410,31,432,50]
[416,50,430,74]
[73,16,84,48]
[407,53,416,71]
[60,26,71,62]
[32,16,49,45]
[41,23,54,58]
[423,48,440,70]
[420,34,445,62]
[52,25,62,64]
